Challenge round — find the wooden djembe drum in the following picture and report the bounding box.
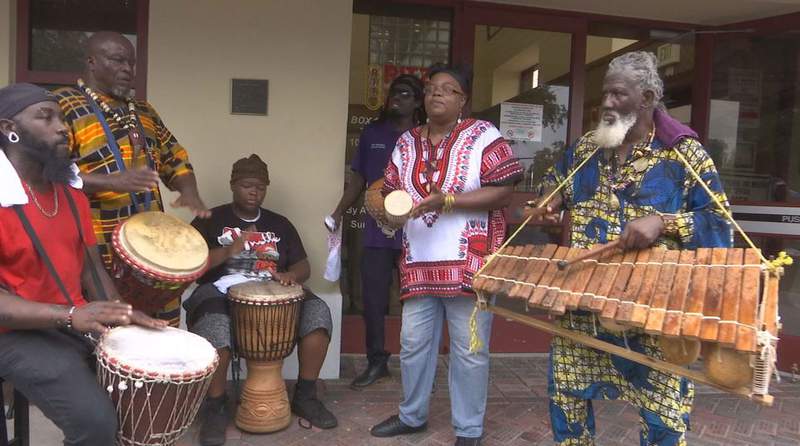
[228,280,304,433]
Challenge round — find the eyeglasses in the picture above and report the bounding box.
[423,83,464,97]
[388,89,414,99]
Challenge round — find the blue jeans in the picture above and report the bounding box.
[398,295,493,438]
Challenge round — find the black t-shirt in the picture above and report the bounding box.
[192,204,307,285]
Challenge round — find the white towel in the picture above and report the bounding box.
[213,273,264,294]
[0,149,83,208]
[323,215,342,282]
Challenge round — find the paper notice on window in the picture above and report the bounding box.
[500,102,543,142]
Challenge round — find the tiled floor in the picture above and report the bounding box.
[13,354,800,445]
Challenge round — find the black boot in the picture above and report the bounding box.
[455,436,482,446]
[198,395,229,446]
[351,358,390,388]
[291,379,338,429]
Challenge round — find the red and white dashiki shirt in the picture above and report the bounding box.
[383,118,523,299]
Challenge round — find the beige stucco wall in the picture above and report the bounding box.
[147,0,352,377]
[0,0,13,86]
[147,0,351,293]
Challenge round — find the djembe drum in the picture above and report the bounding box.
[364,178,397,236]
[228,280,304,432]
[111,211,209,315]
[384,190,413,227]
[96,326,218,446]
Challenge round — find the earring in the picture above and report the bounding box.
[7,131,19,143]
[426,117,430,124]
[457,111,463,125]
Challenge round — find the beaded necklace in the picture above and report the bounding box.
[77,78,152,166]
[422,122,457,193]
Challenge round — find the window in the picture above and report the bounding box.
[520,64,539,93]
[368,15,450,67]
[708,32,800,204]
[17,0,148,96]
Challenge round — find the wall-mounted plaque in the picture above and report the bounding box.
[231,79,268,115]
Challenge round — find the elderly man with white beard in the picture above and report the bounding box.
[524,51,733,446]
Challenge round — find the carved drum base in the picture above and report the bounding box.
[235,360,291,433]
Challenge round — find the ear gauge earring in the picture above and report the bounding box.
[7,131,19,143]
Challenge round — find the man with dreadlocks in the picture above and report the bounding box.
[329,74,426,388]
[525,51,733,445]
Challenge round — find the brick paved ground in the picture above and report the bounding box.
[18,354,800,445]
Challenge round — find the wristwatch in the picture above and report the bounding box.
[658,212,680,237]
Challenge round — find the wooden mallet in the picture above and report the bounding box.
[557,240,621,270]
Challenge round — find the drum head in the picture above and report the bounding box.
[98,326,217,376]
[385,190,413,218]
[228,280,305,305]
[120,211,209,274]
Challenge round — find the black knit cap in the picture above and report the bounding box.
[231,154,269,184]
[427,63,473,96]
[0,83,58,120]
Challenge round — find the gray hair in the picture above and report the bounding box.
[606,51,664,103]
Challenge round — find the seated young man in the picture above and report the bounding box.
[184,154,337,446]
[0,83,166,446]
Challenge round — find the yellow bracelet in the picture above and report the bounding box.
[443,193,456,213]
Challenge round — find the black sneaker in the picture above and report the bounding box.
[291,396,338,429]
[455,436,482,446]
[198,396,229,446]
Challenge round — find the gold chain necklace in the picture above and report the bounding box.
[25,182,58,218]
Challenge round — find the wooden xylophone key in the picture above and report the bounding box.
[563,248,604,311]
[735,249,761,352]
[486,245,524,296]
[600,250,640,326]
[471,247,500,294]
[496,245,537,299]
[644,249,680,335]
[682,248,711,339]
[629,248,667,328]
[662,250,696,338]
[578,247,611,310]
[589,251,625,314]
[543,247,582,315]
[699,248,729,342]
[717,248,744,348]
[616,248,652,324]
[507,244,549,301]
[490,245,526,297]
[529,246,570,308]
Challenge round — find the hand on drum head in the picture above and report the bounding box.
[111,168,160,193]
[72,301,134,334]
[271,271,298,286]
[130,310,169,329]
[171,192,212,218]
[618,215,665,250]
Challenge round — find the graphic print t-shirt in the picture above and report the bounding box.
[192,204,307,285]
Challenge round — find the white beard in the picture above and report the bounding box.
[592,111,637,149]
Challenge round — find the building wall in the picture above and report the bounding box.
[148,0,352,377]
[0,0,13,86]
